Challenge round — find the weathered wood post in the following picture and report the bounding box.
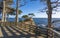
[46,0,54,38]
[16,0,19,27]
[2,0,6,26]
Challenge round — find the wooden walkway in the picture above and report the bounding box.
[0,25,45,38]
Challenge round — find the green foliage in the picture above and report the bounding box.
[28,13,35,18]
[0,0,22,15]
[0,0,14,13]
[28,13,35,16]
[22,15,29,18]
[18,10,22,14]
[22,13,35,21]
[8,7,15,12]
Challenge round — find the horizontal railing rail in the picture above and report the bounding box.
[47,28,60,35]
[47,28,60,38]
[0,22,60,38]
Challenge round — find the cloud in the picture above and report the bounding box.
[34,11,60,18]
[52,12,60,18]
[34,13,47,18]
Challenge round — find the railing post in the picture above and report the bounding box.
[47,30,54,38]
[47,26,54,38]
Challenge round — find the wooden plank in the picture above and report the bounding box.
[3,26,13,36]
[0,27,4,37]
[7,26,20,35]
[48,28,60,35]
[12,26,28,35]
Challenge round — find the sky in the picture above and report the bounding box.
[6,0,60,18]
[19,0,60,18]
[17,0,48,18]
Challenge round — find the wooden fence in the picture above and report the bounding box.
[0,22,60,38]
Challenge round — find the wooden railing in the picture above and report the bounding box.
[0,22,21,26]
[0,22,60,38]
[47,28,60,38]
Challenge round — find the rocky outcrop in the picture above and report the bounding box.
[24,18,35,25]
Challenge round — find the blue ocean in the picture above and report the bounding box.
[7,18,60,28]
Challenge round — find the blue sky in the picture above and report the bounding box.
[9,0,60,18]
[0,0,60,18]
[20,0,46,18]
[10,0,46,18]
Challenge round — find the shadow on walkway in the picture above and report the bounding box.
[0,25,44,38]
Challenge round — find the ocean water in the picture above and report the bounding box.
[7,18,60,28]
[33,18,48,25]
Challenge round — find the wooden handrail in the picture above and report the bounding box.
[0,22,60,38]
[47,28,60,35]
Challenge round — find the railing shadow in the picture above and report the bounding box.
[0,25,44,38]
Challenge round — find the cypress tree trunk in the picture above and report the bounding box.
[2,0,6,26]
[16,0,19,26]
[46,0,54,38]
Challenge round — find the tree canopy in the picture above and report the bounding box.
[22,15,29,18]
[0,0,22,15]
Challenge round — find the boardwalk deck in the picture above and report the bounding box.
[0,25,45,38]
[0,27,4,37]
[2,26,13,36]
